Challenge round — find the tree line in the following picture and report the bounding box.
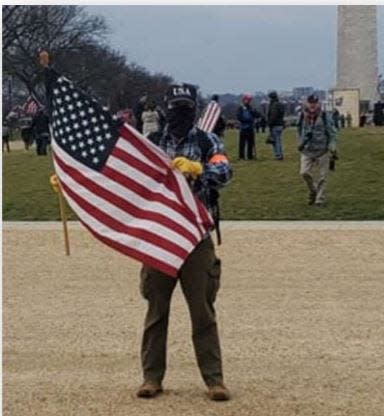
[2,5,174,115]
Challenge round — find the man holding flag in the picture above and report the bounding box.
[39,51,231,401]
[138,84,232,400]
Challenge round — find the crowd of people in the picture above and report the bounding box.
[2,108,51,155]
[3,88,343,209]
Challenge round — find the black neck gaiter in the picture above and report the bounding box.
[166,106,196,139]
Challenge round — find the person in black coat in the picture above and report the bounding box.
[267,91,285,160]
[31,109,50,155]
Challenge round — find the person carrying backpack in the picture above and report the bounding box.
[297,94,337,207]
[136,83,232,401]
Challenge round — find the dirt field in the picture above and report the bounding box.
[3,222,384,416]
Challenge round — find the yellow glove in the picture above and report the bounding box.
[50,174,60,193]
[171,157,203,180]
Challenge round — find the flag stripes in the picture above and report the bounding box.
[47,67,214,277]
[52,125,213,277]
[197,101,221,133]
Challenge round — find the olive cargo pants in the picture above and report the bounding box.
[139,237,223,386]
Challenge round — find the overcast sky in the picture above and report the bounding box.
[86,5,384,96]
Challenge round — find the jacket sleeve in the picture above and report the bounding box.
[236,106,243,122]
[200,133,232,189]
[326,114,337,152]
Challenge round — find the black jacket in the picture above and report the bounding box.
[267,99,285,127]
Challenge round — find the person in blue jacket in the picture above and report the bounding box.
[236,93,260,160]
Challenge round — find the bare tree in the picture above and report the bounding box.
[2,5,174,113]
[2,5,107,96]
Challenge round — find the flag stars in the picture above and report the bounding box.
[73,122,80,130]
[102,123,108,130]
[96,136,103,142]
[68,104,74,111]
[82,120,89,127]
[73,92,79,98]
[79,110,86,117]
[90,148,96,155]
[76,132,82,139]
[105,133,112,139]
[71,144,77,151]
[65,95,71,102]
[88,108,95,114]
[68,135,74,142]
[94,126,100,133]
[91,117,97,123]
[79,142,85,148]
[70,114,77,120]
[59,108,65,114]
[85,129,91,136]
[65,126,71,133]
[99,144,105,151]
[87,138,94,145]
[76,101,83,108]
[92,157,99,164]
[81,151,88,158]
[53,89,59,95]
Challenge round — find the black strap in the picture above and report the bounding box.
[197,129,222,245]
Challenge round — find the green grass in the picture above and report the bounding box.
[2,127,384,221]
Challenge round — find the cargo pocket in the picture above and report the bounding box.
[207,257,221,303]
[140,266,152,300]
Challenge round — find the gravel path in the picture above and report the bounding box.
[3,223,384,416]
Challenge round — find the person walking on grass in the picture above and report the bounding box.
[137,83,232,401]
[297,94,337,207]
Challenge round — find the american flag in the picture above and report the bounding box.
[22,95,41,116]
[45,68,213,277]
[196,100,221,133]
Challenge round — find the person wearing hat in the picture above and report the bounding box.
[136,83,232,401]
[266,91,285,160]
[236,93,260,160]
[297,94,337,207]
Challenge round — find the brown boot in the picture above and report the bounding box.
[207,384,230,401]
[136,381,163,398]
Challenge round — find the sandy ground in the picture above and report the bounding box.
[3,222,384,416]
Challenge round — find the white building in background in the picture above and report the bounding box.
[337,5,379,104]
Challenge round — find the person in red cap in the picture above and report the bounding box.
[236,93,260,160]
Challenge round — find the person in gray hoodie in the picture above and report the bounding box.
[297,95,337,207]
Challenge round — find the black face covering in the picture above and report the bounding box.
[166,105,196,138]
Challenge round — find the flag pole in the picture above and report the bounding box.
[50,174,70,256]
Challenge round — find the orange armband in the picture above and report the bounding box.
[208,154,229,164]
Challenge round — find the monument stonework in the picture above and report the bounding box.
[337,5,378,103]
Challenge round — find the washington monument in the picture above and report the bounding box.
[337,5,378,103]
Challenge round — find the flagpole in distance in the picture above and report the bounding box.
[39,50,70,256]
[50,174,70,256]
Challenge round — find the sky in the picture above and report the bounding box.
[85,5,384,96]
